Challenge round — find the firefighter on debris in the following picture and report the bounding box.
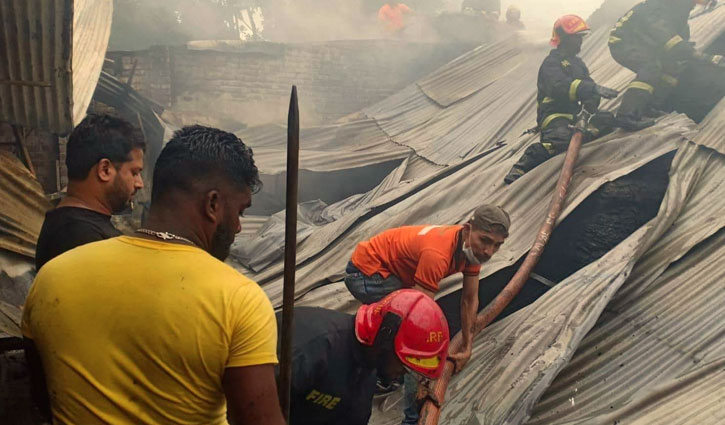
[505,5,525,30]
[610,0,725,131]
[504,15,620,184]
[281,290,449,425]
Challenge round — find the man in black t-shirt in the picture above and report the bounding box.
[35,114,145,270]
[278,290,450,425]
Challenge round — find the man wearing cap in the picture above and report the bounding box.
[344,204,509,424]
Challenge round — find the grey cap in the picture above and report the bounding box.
[470,204,510,235]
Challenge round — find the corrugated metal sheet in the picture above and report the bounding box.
[528,232,725,425]
[72,0,113,128]
[362,43,541,166]
[251,145,408,174]
[0,0,112,134]
[690,4,725,47]
[417,39,528,107]
[692,97,725,155]
[363,85,443,139]
[233,153,420,271]
[236,2,723,296]
[0,151,52,258]
[0,300,22,338]
[237,113,692,306]
[93,71,168,166]
[228,3,724,424]
[236,118,412,174]
[254,3,720,170]
[0,250,38,337]
[429,141,725,425]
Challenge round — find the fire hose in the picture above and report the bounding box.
[417,111,592,425]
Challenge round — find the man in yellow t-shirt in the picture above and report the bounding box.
[22,125,285,425]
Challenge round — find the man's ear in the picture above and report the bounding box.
[204,190,222,224]
[96,159,115,183]
[463,222,472,235]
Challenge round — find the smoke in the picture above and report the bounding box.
[498,0,617,31]
[261,0,613,43]
[109,0,615,49]
[260,0,448,43]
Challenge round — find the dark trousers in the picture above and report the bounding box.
[506,118,573,181]
[610,43,681,119]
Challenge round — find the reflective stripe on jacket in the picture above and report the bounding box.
[537,48,597,129]
[609,0,693,58]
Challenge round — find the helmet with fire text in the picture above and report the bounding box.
[355,289,450,379]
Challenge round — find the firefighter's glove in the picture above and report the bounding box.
[586,111,616,141]
[583,96,601,114]
[594,84,619,99]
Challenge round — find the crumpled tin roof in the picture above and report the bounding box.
[0,151,51,258]
[236,117,413,175]
[433,139,725,425]
[231,2,725,424]
[0,0,112,134]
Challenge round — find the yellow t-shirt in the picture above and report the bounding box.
[22,236,278,425]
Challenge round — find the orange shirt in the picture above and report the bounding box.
[351,225,481,292]
[378,3,412,33]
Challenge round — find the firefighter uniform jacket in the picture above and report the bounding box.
[278,307,377,425]
[537,48,598,131]
[609,0,694,60]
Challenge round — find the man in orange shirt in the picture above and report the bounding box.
[378,2,413,34]
[344,204,510,424]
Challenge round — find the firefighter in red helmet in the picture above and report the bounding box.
[504,15,620,184]
[277,289,449,425]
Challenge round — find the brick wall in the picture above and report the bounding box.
[107,40,475,128]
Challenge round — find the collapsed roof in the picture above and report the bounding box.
[0,0,113,134]
[233,2,725,424]
[0,0,720,422]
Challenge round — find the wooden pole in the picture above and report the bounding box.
[278,86,300,422]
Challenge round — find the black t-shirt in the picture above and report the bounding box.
[35,206,121,271]
[277,307,377,425]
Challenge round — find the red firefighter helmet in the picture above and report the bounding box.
[355,289,450,379]
[550,15,590,47]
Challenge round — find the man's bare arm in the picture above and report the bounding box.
[23,337,51,420]
[223,364,286,425]
[448,274,479,373]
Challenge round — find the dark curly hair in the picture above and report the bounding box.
[151,125,262,202]
[66,114,146,180]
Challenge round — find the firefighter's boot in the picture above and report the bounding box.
[504,143,554,184]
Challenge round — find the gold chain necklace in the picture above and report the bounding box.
[135,229,197,247]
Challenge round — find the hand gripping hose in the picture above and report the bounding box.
[418,117,588,425]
